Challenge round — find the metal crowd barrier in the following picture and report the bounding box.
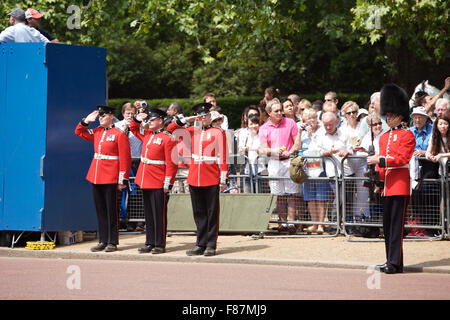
[121,154,449,240]
[340,155,382,239]
[124,153,254,222]
[341,155,446,241]
[244,156,341,238]
[445,162,450,240]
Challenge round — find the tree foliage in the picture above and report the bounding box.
[352,0,449,62]
[1,0,448,98]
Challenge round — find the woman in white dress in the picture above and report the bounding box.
[340,101,370,224]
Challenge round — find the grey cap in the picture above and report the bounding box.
[8,8,26,21]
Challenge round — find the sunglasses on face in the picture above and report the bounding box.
[346,110,357,115]
[371,122,382,127]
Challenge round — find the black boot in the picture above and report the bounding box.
[90,242,107,252]
[186,246,205,256]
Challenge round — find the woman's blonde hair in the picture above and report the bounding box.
[302,108,317,121]
[341,101,359,114]
[298,99,312,110]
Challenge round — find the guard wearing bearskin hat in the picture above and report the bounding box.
[367,84,416,274]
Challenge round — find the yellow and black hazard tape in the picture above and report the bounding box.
[25,241,55,250]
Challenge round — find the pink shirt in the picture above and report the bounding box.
[259,117,298,151]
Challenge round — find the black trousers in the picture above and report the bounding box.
[142,188,168,248]
[382,195,409,269]
[92,184,119,245]
[189,185,220,249]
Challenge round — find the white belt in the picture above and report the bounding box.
[192,154,219,162]
[386,164,409,170]
[94,153,119,160]
[141,157,166,165]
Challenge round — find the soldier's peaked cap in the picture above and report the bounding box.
[147,108,167,121]
[96,105,115,114]
[192,102,213,115]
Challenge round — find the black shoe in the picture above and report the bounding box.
[186,246,205,256]
[151,247,165,254]
[90,242,107,252]
[203,247,216,256]
[138,245,153,253]
[104,244,117,252]
[384,265,403,274]
[375,263,387,272]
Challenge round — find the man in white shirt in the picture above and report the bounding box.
[320,100,346,128]
[311,112,351,178]
[0,8,49,43]
[309,112,352,228]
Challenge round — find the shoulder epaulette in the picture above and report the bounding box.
[163,131,174,139]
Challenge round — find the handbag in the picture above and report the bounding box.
[289,155,307,184]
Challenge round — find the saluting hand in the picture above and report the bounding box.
[185,115,200,123]
[85,110,99,124]
[135,112,148,122]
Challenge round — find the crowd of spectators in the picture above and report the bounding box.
[176,78,449,237]
[115,78,449,237]
[110,79,449,237]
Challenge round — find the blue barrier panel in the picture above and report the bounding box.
[0,45,6,224]
[0,43,106,232]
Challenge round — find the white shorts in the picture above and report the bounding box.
[267,159,301,195]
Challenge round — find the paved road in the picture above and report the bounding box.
[1,257,449,301]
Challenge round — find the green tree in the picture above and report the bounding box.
[351,0,450,90]
[3,0,446,98]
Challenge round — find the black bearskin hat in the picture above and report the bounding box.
[380,83,410,121]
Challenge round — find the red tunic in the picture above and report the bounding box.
[75,123,131,185]
[376,127,415,196]
[176,139,191,169]
[168,122,228,187]
[129,119,178,189]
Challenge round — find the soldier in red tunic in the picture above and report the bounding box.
[168,102,228,256]
[367,84,416,274]
[75,106,131,252]
[129,108,178,254]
